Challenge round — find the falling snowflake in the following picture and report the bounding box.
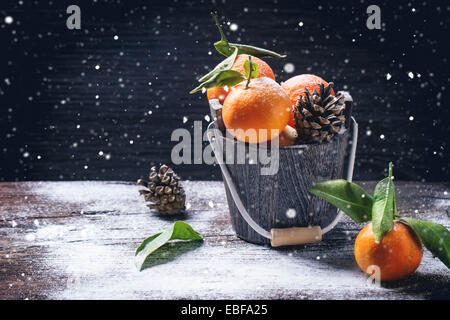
[286,208,296,218]
[284,63,295,73]
[4,16,13,24]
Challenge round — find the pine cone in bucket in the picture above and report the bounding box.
[293,82,346,143]
[137,164,186,215]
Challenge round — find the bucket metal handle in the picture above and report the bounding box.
[207,100,358,247]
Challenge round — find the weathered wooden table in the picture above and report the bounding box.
[1,181,449,300]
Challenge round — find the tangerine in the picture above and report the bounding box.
[207,55,276,104]
[281,74,334,127]
[277,125,298,146]
[222,77,291,144]
[354,221,423,281]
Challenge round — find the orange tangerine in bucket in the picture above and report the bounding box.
[207,54,276,104]
[222,77,291,144]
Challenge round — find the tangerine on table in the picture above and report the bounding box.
[222,77,291,144]
[207,54,276,104]
[354,221,423,282]
[281,74,334,127]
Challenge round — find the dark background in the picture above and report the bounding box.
[0,0,448,182]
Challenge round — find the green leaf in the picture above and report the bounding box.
[198,47,238,83]
[214,41,288,59]
[190,69,245,94]
[135,232,162,255]
[214,40,233,57]
[402,218,450,269]
[211,13,286,59]
[309,179,373,223]
[228,43,287,59]
[211,13,233,56]
[135,221,203,271]
[243,58,259,79]
[371,162,395,243]
[393,186,398,218]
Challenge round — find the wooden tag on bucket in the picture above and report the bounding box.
[270,226,322,247]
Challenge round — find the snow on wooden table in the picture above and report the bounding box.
[0,181,449,300]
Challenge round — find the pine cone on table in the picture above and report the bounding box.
[137,164,185,215]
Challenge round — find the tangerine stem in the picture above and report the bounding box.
[211,12,228,43]
[245,56,253,90]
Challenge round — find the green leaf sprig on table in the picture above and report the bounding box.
[309,162,450,270]
[190,13,286,95]
[371,162,396,242]
[135,221,203,271]
[401,218,450,268]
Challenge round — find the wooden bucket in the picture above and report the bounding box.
[207,92,356,246]
[219,130,348,245]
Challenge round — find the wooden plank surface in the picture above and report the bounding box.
[0,181,449,300]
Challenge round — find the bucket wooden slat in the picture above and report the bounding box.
[222,132,349,245]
